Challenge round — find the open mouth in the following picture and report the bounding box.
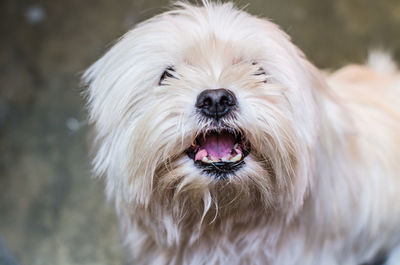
[186,129,250,178]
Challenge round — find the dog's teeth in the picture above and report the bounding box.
[195,149,208,161]
[233,143,238,149]
[230,153,242,162]
[202,156,211,163]
[221,156,229,162]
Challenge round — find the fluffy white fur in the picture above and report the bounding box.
[83,2,400,264]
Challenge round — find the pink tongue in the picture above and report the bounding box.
[198,132,235,159]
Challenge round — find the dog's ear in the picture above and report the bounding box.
[81,35,155,205]
[81,23,186,206]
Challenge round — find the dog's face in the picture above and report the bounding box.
[84,3,321,224]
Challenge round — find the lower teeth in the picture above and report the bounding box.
[230,153,242,162]
[201,154,242,164]
[202,156,210,163]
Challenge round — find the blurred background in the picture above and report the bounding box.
[0,0,399,264]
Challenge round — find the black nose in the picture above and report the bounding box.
[196,89,237,120]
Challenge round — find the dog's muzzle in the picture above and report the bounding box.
[187,89,250,179]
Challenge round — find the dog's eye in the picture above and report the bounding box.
[159,66,177,85]
[252,62,268,84]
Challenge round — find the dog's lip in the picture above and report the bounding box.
[186,129,250,169]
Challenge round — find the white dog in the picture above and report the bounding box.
[83,2,400,264]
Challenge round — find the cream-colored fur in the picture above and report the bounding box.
[83,2,400,264]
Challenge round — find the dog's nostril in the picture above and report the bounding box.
[202,97,212,108]
[220,95,231,106]
[196,88,237,120]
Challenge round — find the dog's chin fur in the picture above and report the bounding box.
[83,2,400,264]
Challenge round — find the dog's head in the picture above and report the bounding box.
[84,2,324,226]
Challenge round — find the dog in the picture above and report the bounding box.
[82,2,400,264]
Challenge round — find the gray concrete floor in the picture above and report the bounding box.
[0,0,399,264]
